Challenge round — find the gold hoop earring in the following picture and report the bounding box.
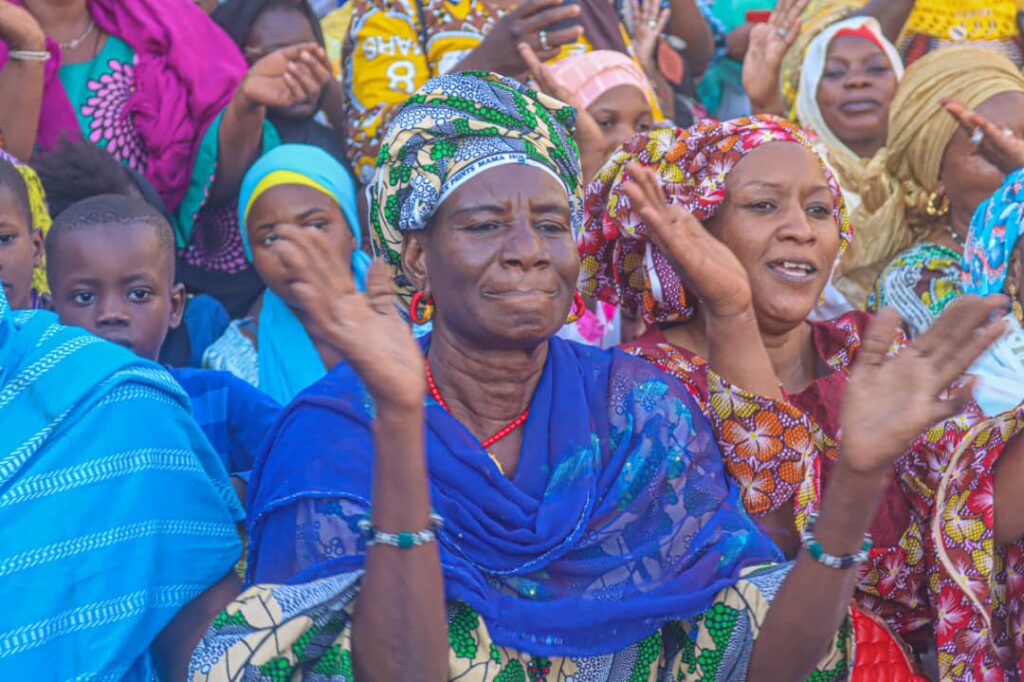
[926,192,950,217]
[1009,281,1024,324]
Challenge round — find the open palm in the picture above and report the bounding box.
[742,0,808,113]
[622,163,753,317]
[269,227,425,409]
[241,43,333,110]
[840,298,1007,474]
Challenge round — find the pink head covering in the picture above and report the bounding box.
[549,50,652,110]
[0,0,247,211]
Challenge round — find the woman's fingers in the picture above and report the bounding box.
[511,0,565,20]
[655,7,670,33]
[365,261,397,316]
[525,2,581,32]
[915,295,1007,376]
[857,308,903,368]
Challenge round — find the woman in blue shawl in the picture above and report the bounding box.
[190,72,1005,681]
[0,285,243,679]
[202,143,371,403]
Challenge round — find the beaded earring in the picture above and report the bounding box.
[409,291,434,324]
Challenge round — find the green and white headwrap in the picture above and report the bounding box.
[369,71,583,308]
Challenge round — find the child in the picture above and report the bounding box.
[46,194,281,485]
[0,157,44,310]
[202,143,369,403]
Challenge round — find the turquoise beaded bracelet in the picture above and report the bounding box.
[800,512,872,570]
[358,512,444,549]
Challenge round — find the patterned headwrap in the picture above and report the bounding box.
[578,116,853,324]
[0,149,52,298]
[963,168,1024,296]
[369,72,583,308]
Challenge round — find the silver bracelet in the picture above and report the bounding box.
[8,50,51,62]
[358,512,444,549]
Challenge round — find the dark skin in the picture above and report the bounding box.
[816,35,898,158]
[271,159,1007,680]
[933,92,1024,249]
[45,222,241,680]
[245,183,358,369]
[47,223,185,362]
[243,5,324,120]
[662,142,839,554]
[0,187,41,310]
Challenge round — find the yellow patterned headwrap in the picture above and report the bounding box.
[833,46,1024,304]
[0,150,52,297]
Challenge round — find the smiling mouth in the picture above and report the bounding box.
[839,99,881,114]
[768,260,819,282]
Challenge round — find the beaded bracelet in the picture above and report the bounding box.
[800,512,872,570]
[8,50,51,62]
[358,512,444,549]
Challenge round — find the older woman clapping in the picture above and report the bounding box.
[190,73,1002,681]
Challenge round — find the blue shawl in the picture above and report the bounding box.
[246,336,781,657]
[0,288,242,679]
[238,144,371,404]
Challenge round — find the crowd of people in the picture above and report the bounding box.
[4,0,1024,680]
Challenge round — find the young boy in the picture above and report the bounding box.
[0,158,43,310]
[46,194,281,488]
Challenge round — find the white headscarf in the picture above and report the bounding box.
[796,17,905,159]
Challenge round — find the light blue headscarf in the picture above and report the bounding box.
[238,144,370,404]
[963,167,1024,296]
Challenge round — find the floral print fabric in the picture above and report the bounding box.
[190,565,868,681]
[578,118,853,325]
[57,36,147,173]
[629,313,1024,680]
[962,167,1024,297]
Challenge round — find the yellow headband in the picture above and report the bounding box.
[242,170,335,226]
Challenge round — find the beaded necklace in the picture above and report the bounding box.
[425,361,529,477]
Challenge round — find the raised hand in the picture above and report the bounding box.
[622,162,753,318]
[459,0,583,77]
[944,98,1024,176]
[840,297,1008,474]
[239,44,333,111]
[742,0,808,115]
[628,0,670,72]
[0,2,45,50]
[268,226,425,410]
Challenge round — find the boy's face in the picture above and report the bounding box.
[49,222,184,361]
[0,188,42,310]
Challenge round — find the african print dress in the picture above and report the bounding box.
[870,242,962,339]
[629,313,1024,681]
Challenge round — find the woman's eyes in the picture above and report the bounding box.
[261,233,279,246]
[537,221,570,234]
[807,204,833,219]
[596,118,617,129]
[746,201,777,212]
[0,233,15,245]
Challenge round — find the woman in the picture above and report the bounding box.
[212,0,348,162]
[0,279,243,679]
[580,117,1024,679]
[339,0,707,184]
[0,0,240,210]
[202,143,369,403]
[186,72,1001,680]
[856,47,1024,337]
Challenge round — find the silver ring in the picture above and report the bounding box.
[647,19,658,28]
[776,27,787,38]
[970,127,985,146]
[539,30,550,51]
